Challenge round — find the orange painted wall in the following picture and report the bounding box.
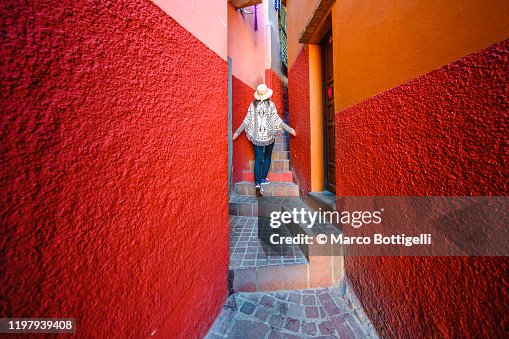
[332,0,509,110]
[286,0,321,70]
[308,45,324,192]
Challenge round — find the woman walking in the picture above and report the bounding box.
[233,84,296,196]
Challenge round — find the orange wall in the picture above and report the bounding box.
[308,44,324,192]
[228,2,271,88]
[152,0,227,59]
[287,0,321,70]
[332,0,509,110]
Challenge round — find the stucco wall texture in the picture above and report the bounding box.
[338,40,508,337]
[232,76,255,183]
[266,69,288,123]
[0,0,229,337]
[288,48,312,196]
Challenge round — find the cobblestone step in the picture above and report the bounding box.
[234,181,299,197]
[249,159,290,171]
[241,170,293,183]
[206,285,378,338]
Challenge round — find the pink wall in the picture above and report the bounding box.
[227,2,271,88]
[0,0,229,337]
[152,0,227,60]
[337,40,509,337]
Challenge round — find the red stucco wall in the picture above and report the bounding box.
[232,75,255,184]
[266,69,288,121]
[0,1,229,337]
[337,40,509,337]
[288,48,312,196]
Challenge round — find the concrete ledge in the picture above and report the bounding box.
[308,191,336,211]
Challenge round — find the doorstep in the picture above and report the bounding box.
[308,191,337,211]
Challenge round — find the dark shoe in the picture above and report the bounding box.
[261,177,271,185]
[255,184,264,197]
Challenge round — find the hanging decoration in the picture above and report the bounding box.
[274,0,280,12]
[254,5,258,31]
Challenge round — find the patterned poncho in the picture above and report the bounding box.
[236,100,291,146]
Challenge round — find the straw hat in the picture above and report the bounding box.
[254,84,273,101]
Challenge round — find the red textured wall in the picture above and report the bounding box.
[337,40,509,337]
[0,1,229,337]
[266,69,288,120]
[288,48,311,196]
[232,75,255,184]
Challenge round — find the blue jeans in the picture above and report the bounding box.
[253,142,275,185]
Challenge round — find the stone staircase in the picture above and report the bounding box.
[229,133,343,293]
[234,135,299,197]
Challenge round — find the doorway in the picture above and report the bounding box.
[321,30,336,193]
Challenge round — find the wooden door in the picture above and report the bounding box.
[322,30,336,193]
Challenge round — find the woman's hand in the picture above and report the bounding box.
[290,128,297,137]
[232,132,239,141]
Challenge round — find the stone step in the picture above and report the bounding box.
[234,181,299,197]
[241,170,293,183]
[230,196,342,259]
[275,134,289,143]
[232,258,343,292]
[228,193,300,217]
[206,285,377,339]
[273,142,289,152]
[280,204,342,260]
[249,159,290,171]
[229,206,343,292]
[271,151,290,160]
[232,264,315,292]
[229,215,310,292]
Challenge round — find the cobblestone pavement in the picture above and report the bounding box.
[206,287,377,338]
[229,216,308,269]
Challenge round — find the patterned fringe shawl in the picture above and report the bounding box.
[243,100,284,146]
